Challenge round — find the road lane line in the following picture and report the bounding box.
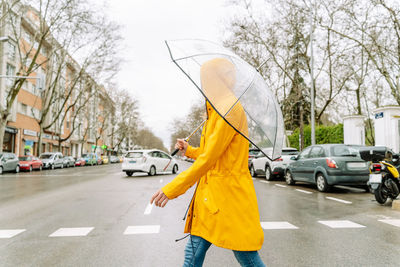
[49,227,94,237]
[318,220,365,228]
[378,219,400,227]
[261,221,298,230]
[0,229,26,238]
[275,184,287,188]
[259,180,269,184]
[144,203,153,215]
[160,179,163,183]
[295,189,313,194]
[326,197,352,204]
[124,225,160,235]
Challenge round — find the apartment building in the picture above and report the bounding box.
[0,3,113,157]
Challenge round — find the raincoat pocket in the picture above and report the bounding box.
[203,189,219,214]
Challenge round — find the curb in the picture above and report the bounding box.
[393,200,400,211]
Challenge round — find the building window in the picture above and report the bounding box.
[8,42,16,60]
[6,63,15,87]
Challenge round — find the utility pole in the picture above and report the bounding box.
[310,0,316,145]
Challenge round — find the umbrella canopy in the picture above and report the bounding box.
[166,39,284,160]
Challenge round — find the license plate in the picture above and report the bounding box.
[369,174,382,183]
[129,160,136,164]
[347,162,367,168]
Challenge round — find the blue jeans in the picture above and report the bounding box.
[183,235,266,267]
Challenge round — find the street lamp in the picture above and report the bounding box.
[0,36,9,42]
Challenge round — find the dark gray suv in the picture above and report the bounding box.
[285,144,369,192]
[0,152,20,174]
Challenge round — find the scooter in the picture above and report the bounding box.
[360,147,400,204]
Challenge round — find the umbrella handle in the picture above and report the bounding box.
[171,148,180,157]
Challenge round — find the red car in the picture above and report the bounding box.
[75,157,86,167]
[18,156,43,171]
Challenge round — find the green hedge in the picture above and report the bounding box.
[287,124,344,150]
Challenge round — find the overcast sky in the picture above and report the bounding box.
[105,0,232,149]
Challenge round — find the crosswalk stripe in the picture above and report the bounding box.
[259,180,269,184]
[144,203,154,215]
[378,219,400,227]
[0,229,26,238]
[49,227,94,237]
[124,225,160,235]
[318,220,365,228]
[326,197,352,204]
[261,221,298,230]
[275,184,287,188]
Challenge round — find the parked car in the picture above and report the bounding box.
[250,147,299,180]
[122,149,178,176]
[18,156,43,171]
[39,152,64,169]
[110,155,120,163]
[63,156,75,168]
[75,157,86,167]
[0,153,20,174]
[285,144,369,192]
[101,155,109,164]
[248,148,261,169]
[82,153,98,166]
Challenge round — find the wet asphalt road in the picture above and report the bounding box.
[0,161,399,267]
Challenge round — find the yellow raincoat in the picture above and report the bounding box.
[162,58,264,251]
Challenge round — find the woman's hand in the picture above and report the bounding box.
[175,139,188,156]
[150,189,169,207]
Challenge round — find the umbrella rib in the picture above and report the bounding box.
[173,52,238,62]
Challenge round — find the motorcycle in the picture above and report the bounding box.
[360,146,400,204]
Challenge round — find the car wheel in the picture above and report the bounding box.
[265,165,273,181]
[126,171,133,177]
[15,165,20,173]
[172,164,178,174]
[29,165,32,172]
[250,165,257,177]
[0,166,3,175]
[39,165,43,171]
[316,173,330,192]
[148,166,156,176]
[61,164,63,169]
[51,164,55,170]
[285,170,295,185]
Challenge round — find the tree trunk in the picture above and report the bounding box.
[0,120,7,153]
[37,126,44,155]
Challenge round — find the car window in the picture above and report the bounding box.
[298,147,312,159]
[282,149,299,155]
[19,156,31,161]
[151,151,160,158]
[331,145,359,157]
[40,154,52,159]
[126,152,143,158]
[249,149,260,156]
[160,152,171,159]
[309,146,325,158]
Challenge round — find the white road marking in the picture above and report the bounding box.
[124,225,160,235]
[259,180,269,184]
[49,227,94,237]
[295,189,313,194]
[261,221,298,230]
[0,229,26,238]
[318,220,365,228]
[326,197,352,204]
[160,179,163,183]
[275,184,287,188]
[378,219,400,228]
[144,203,154,215]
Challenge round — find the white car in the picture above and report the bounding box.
[250,147,299,180]
[122,149,179,177]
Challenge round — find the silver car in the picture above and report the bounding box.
[39,152,64,169]
[0,152,20,174]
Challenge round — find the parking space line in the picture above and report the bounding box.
[144,203,154,215]
[49,227,94,237]
[275,184,287,188]
[259,180,269,184]
[124,225,160,235]
[295,189,313,194]
[318,220,365,228]
[378,219,400,228]
[326,197,352,204]
[261,221,298,230]
[0,229,26,238]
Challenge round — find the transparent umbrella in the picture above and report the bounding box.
[166,39,284,160]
